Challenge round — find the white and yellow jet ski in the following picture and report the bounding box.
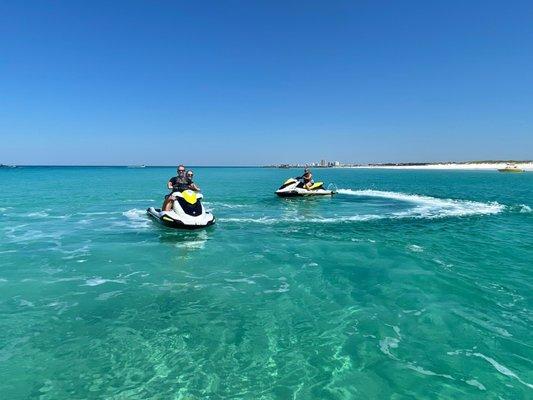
[147,190,215,229]
[275,178,335,197]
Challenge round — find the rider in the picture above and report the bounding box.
[299,168,314,189]
[186,170,200,192]
[162,165,189,211]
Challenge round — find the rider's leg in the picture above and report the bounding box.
[163,198,173,211]
[161,195,169,210]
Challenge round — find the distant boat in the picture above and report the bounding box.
[127,165,147,168]
[498,164,525,173]
[0,164,16,168]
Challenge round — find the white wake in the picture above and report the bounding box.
[337,189,505,219]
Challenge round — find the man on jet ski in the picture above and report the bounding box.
[298,168,314,190]
[162,165,190,211]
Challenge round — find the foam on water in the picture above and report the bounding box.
[122,208,150,228]
[405,363,454,380]
[124,199,155,203]
[337,189,505,218]
[219,214,384,224]
[77,211,123,216]
[449,350,533,389]
[465,379,486,391]
[27,211,50,217]
[219,189,505,225]
[518,204,531,213]
[174,239,207,250]
[407,244,424,252]
[205,202,247,209]
[84,277,126,286]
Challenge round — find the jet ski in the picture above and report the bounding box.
[147,190,215,229]
[275,178,335,197]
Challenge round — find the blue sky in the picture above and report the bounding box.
[1,1,532,165]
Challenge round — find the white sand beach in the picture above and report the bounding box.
[351,162,533,171]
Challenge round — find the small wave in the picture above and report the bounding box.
[304,262,319,268]
[219,214,383,225]
[60,244,91,259]
[203,202,247,210]
[215,203,247,209]
[219,217,276,224]
[4,228,64,243]
[379,337,400,357]
[465,379,486,391]
[173,231,208,249]
[96,290,123,301]
[122,209,150,228]
[77,211,122,216]
[449,350,533,389]
[0,250,17,254]
[19,299,35,307]
[225,278,256,284]
[123,209,146,219]
[263,280,290,293]
[84,277,126,286]
[471,352,532,389]
[453,310,512,338]
[175,240,206,250]
[406,363,454,380]
[518,204,532,213]
[407,244,424,253]
[27,211,49,217]
[337,189,504,218]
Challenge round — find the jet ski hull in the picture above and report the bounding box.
[146,207,215,230]
[276,190,334,197]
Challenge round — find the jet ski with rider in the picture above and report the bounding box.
[275,168,335,197]
[147,165,215,229]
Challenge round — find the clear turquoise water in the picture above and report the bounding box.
[1,167,532,399]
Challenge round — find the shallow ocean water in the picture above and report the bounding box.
[0,167,532,399]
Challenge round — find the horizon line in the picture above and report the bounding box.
[3,159,532,168]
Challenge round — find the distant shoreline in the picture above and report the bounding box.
[345,162,533,171]
[263,161,533,171]
[2,162,532,171]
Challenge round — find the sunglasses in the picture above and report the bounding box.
[187,173,193,177]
